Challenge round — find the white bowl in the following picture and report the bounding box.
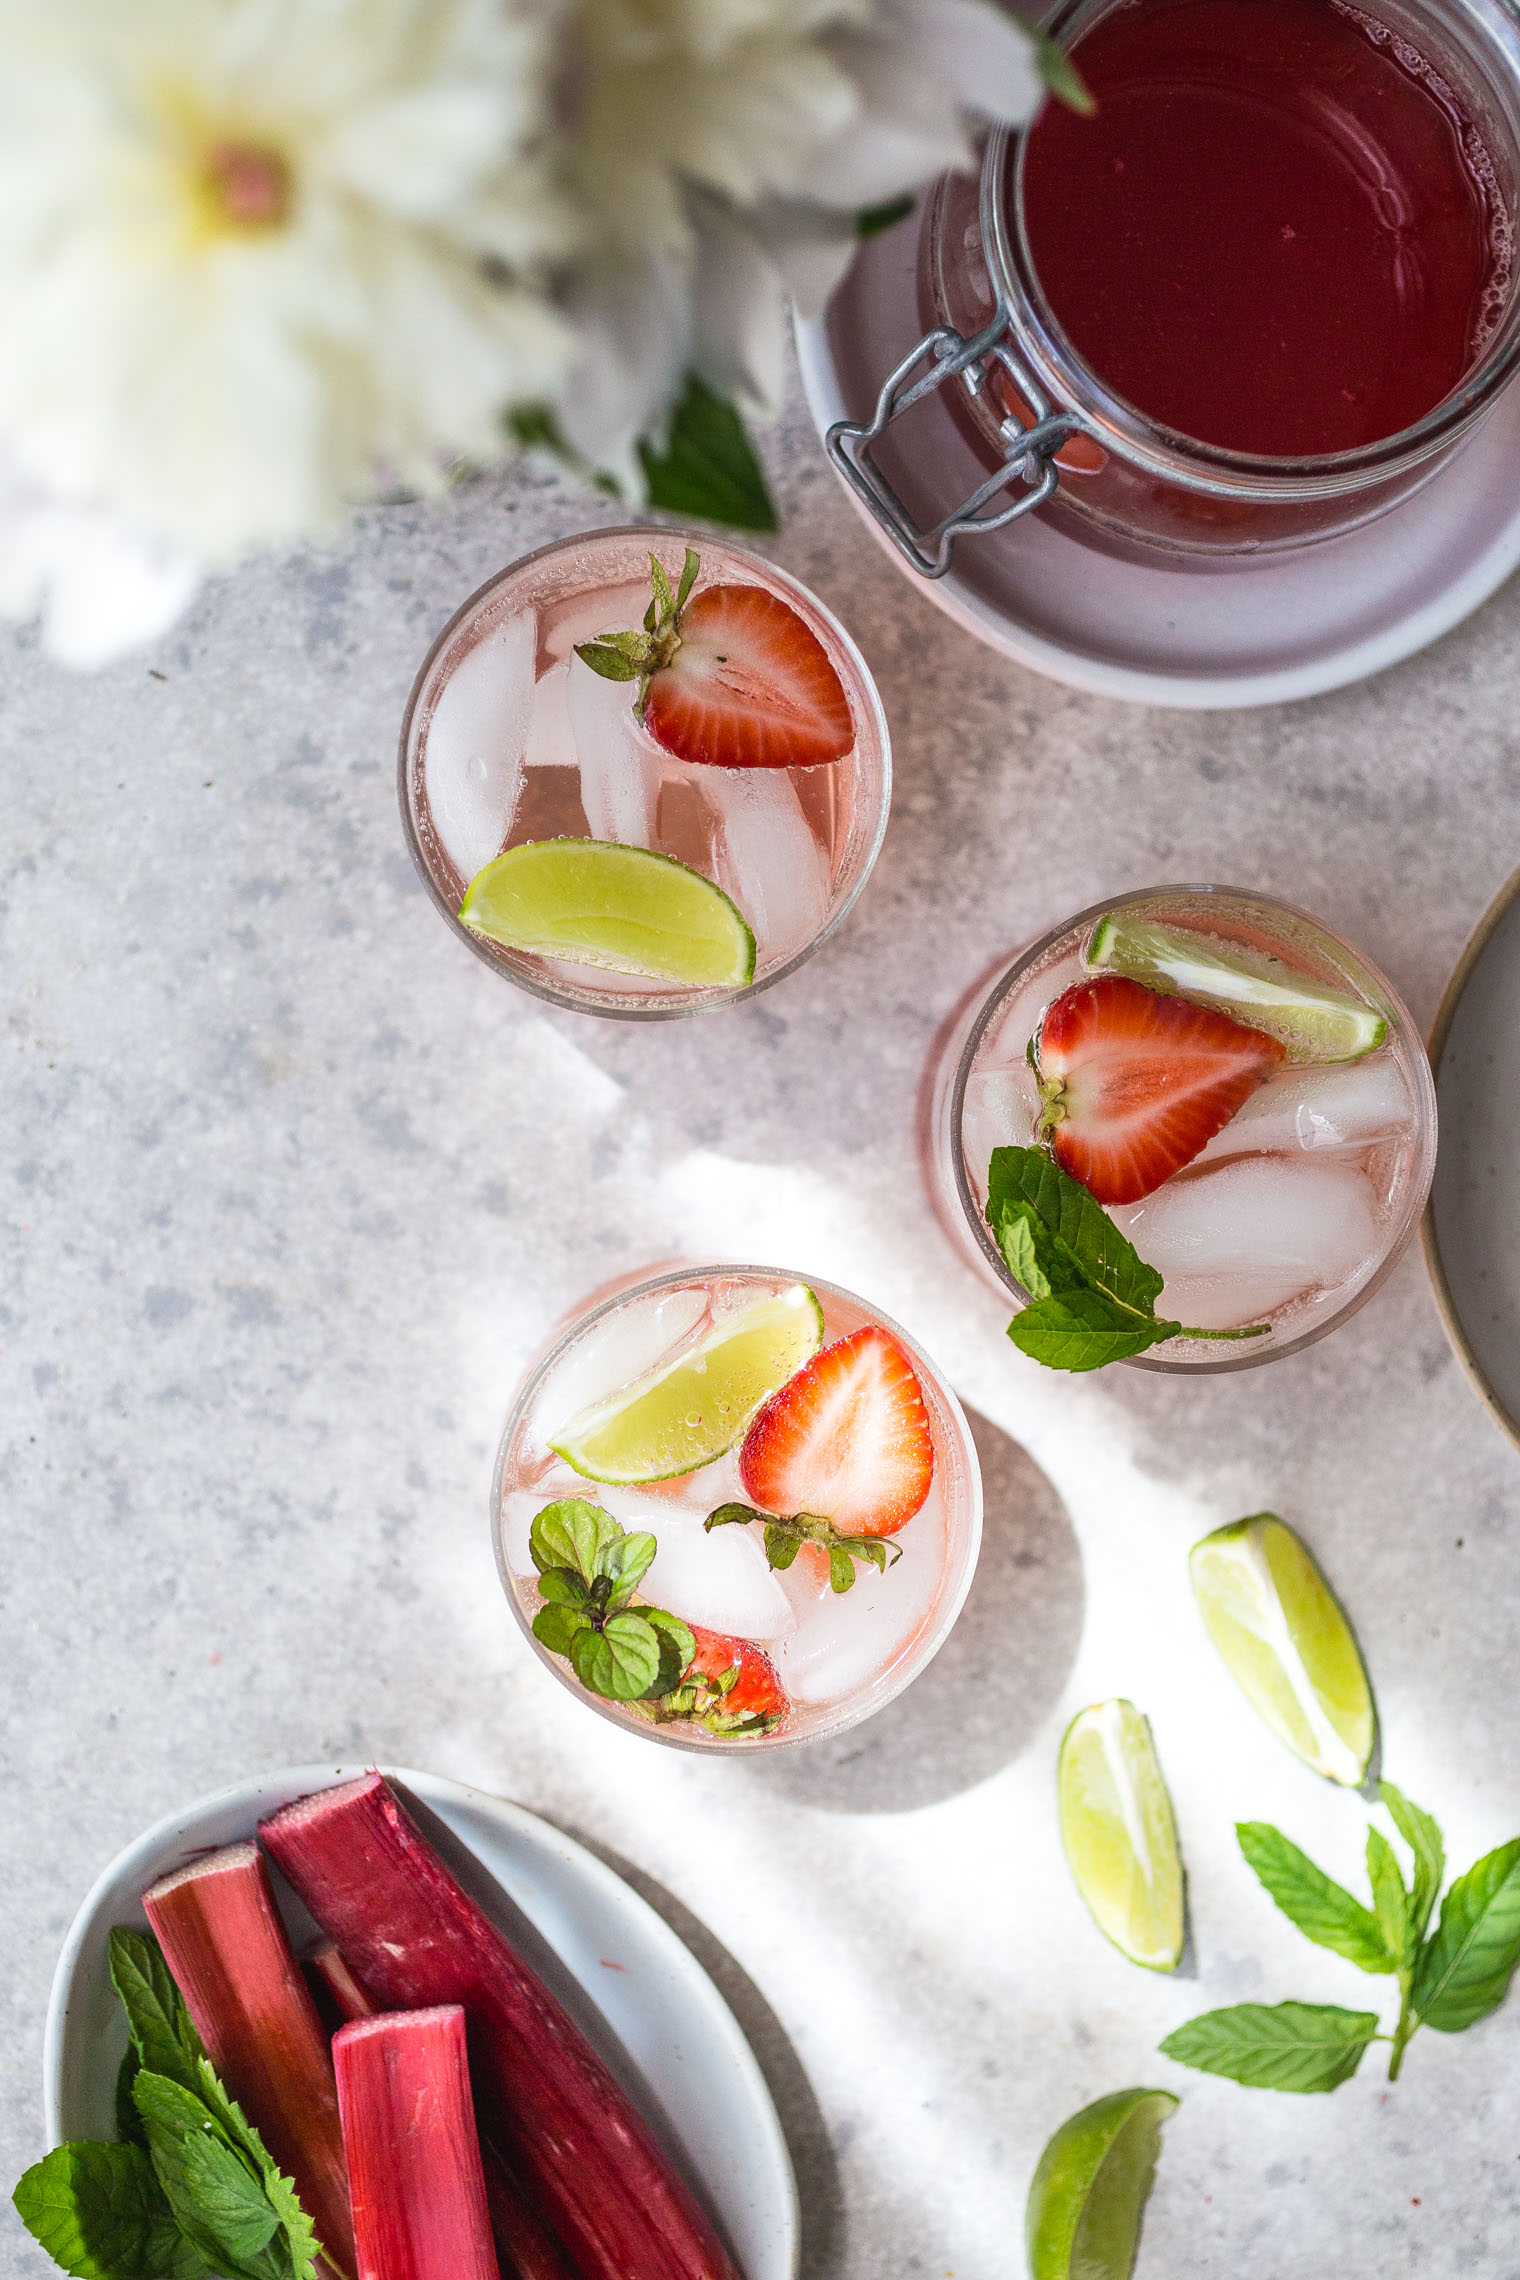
[43,1763,798,2280]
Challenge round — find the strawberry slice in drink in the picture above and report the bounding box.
[739,1325,935,1535]
[1035,973,1285,1204]
[682,1625,789,1731]
[575,547,854,770]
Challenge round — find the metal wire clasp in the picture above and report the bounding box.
[825,314,1083,577]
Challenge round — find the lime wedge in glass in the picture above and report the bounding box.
[1189,1514,1374,1785]
[550,1284,824,1484]
[1027,2087,1178,2280]
[1086,910,1387,1062]
[459,839,756,989]
[1058,1701,1185,1971]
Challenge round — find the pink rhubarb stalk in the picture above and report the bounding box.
[334,2007,500,2280]
[261,1774,741,2280]
[142,1842,356,2278]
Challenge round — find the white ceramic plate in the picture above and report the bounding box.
[797,215,1520,708]
[43,1764,799,2280]
[1424,868,1520,1452]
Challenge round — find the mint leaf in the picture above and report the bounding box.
[1366,1829,1412,1968]
[639,373,777,533]
[1381,1784,1444,1943]
[109,1932,205,2098]
[535,1567,589,1608]
[532,1602,589,1656]
[596,1528,657,1610]
[643,1607,696,1694]
[987,1147,1165,1315]
[116,2050,146,2149]
[1007,1287,1182,1371]
[1411,1837,1520,2033]
[529,1499,620,1588]
[1237,1823,1395,1974]
[570,1609,664,1701]
[12,2143,209,2280]
[1160,2001,1379,2092]
[132,2074,284,2280]
[192,2062,320,2280]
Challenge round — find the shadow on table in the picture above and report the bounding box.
[548,1824,846,2280]
[745,1406,1084,1814]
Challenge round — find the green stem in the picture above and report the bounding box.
[1386,1971,1417,2081]
[1175,1321,1271,1342]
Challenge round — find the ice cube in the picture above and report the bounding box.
[773,1486,947,1707]
[1111,1156,1382,1329]
[708,767,831,970]
[531,1285,708,1448]
[1196,1056,1416,1166]
[638,1506,797,1640]
[423,611,534,880]
[565,653,663,848]
[960,1067,1033,1194]
[522,658,573,770]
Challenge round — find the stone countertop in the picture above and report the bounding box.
[4,348,1520,2279]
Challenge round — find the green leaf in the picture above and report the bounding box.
[116,2049,147,2149]
[1365,1828,1412,1968]
[529,1499,620,1588]
[998,1209,1054,1300]
[595,1529,657,1610]
[109,1932,205,2097]
[763,1521,800,1570]
[855,194,914,237]
[532,1602,590,1657]
[649,553,675,622]
[643,1607,697,1695]
[827,1543,856,1593]
[1032,23,1096,112]
[705,1502,759,1532]
[572,640,640,684]
[1159,2002,1379,2093]
[570,1610,664,1701]
[1236,1823,1396,1974]
[987,1147,1166,1317]
[675,547,701,611]
[1411,1837,1520,2033]
[638,373,777,534]
[12,2143,209,2280]
[132,2074,283,2280]
[535,1566,589,1608]
[1381,1784,1445,1944]
[191,2062,320,2280]
[1008,1289,1181,1372]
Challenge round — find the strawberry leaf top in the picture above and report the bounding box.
[705,1501,902,1593]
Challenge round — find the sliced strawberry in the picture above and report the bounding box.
[644,584,853,770]
[739,1325,935,1537]
[682,1624,788,1727]
[1035,974,1284,1204]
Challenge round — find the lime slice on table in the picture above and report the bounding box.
[460,839,756,990]
[1189,1514,1374,1785]
[1027,2087,1178,2280]
[1058,1701,1185,1971]
[1087,909,1387,1061]
[550,1284,825,1484]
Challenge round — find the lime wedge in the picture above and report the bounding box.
[1189,1514,1374,1785]
[1027,2087,1178,2280]
[550,1284,824,1484]
[1087,910,1387,1061]
[460,839,756,989]
[1058,1701,1185,1971]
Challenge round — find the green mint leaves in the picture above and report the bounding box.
[638,374,778,533]
[705,1501,901,1594]
[528,1498,695,1705]
[12,1931,319,2280]
[1161,1787,1520,2090]
[985,1146,1268,1370]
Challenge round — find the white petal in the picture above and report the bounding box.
[689,198,789,415]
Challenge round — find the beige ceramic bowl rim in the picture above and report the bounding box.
[1420,860,1520,1452]
[396,523,893,1022]
[491,1261,985,1752]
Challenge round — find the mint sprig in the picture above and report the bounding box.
[704,1501,902,1594]
[528,1498,696,1704]
[1161,1786,1520,2090]
[12,1930,319,2280]
[985,1146,1269,1371]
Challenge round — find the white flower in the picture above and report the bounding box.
[551,0,1043,483]
[0,0,577,566]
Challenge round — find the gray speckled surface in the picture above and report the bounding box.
[5,345,1520,2279]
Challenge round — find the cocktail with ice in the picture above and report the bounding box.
[400,528,889,1016]
[494,1266,982,1746]
[925,888,1436,1370]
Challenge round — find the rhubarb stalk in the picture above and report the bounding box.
[334,2007,500,2280]
[261,1775,742,2280]
[142,1842,356,2278]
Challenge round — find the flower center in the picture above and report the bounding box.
[200,140,292,233]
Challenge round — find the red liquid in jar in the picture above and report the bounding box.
[1021,0,1510,456]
